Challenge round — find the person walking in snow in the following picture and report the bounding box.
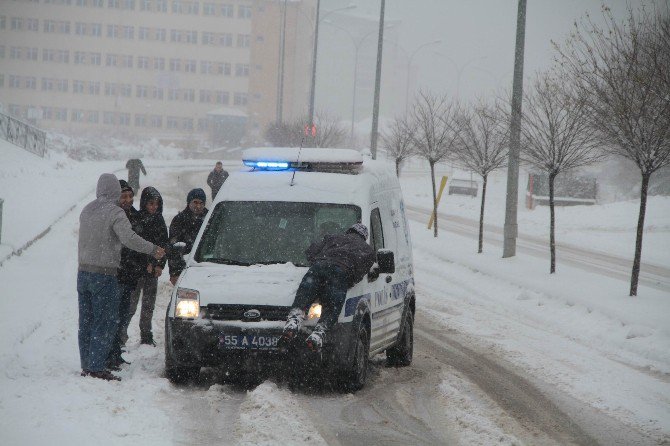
[78,173,165,381]
[206,161,229,201]
[279,223,376,352]
[168,188,209,285]
[126,186,169,346]
[109,180,144,368]
[125,158,147,193]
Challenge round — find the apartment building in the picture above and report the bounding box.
[0,0,315,148]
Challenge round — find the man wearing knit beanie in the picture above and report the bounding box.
[168,188,208,285]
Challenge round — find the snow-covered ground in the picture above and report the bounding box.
[0,139,668,444]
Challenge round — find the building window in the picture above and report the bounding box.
[135,114,147,127]
[27,18,39,31]
[107,24,118,38]
[26,77,36,89]
[215,91,229,104]
[234,92,247,106]
[136,85,148,98]
[11,17,24,31]
[184,59,196,73]
[103,112,115,124]
[167,116,178,128]
[71,110,85,122]
[120,84,131,96]
[169,58,181,72]
[89,81,100,95]
[91,52,101,65]
[75,22,86,35]
[156,0,167,12]
[91,23,101,36]
[183,118,193,130]
[221,33,233,47]
[203,2,215,15]
[87,111,99,123]
[235,63,249,77]
[221,4,233,17]
[106,54,116,66]
[150,115,162,127]
[138,56,149,69]
[119,113,130,125]
[199,90,211,103]
[200,61,213,74]
[73,80,84,93]
[56,79,68,92]
[138,26,148,39]
[105,82,117,96]
[123,25,134,39]
[238,5,252,19]
[151,87,163,100]
[55,108,68,121]
[42,78,55,91]
[237,34,250,48]
[153,57,165,70]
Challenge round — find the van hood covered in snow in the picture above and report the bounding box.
[179,263,307,307]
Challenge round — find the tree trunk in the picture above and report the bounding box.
[630,172,651,296]
[478,174,488,253]
[549,172,557,274]
[430,161,438,237]
[395,158,401,177]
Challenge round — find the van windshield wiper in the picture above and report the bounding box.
[205,258,251,266]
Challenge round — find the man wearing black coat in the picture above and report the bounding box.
[280,223,376,352]
[125,158,146,193]
[206,161,228,201]
[168,188,209,285]
[109,180,144,367]
[125,186,168,345]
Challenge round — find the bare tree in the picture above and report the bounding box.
[554,5,670,294]
[382,116,415,177]
[455,101,509,253]
[518,74,603,273]
[410,91,460,237]
[264,111,347,148]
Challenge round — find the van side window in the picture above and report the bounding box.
[370,208,384,251]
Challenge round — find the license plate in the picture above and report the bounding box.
[219,334,279,350]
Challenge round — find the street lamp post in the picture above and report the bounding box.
[370,0,386,159]
[403,40,442,113]
[325,21,389,146]
[307,2,356,137]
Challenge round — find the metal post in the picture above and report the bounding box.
[276,0,288,123]
[0,198,3,244]
[370,0,386,159]
[308,0,321,129]
[502,0,527,258]
[350,47,359,146]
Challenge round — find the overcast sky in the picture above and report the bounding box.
[316,0,642,121]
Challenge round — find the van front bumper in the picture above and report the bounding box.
[166,318,356,371]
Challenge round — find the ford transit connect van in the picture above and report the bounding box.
[165,148,415,390]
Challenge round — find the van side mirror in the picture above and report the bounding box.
[377,249,395,274]
[172,241,187,253]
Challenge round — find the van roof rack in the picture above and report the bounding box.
[242,147,364,173]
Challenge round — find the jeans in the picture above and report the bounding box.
[292,263,349,330]
[110,282,137,361]
[77,271,120,372]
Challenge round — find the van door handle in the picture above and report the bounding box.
[385,275,392,283]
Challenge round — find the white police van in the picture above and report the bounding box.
[165,148,415,390]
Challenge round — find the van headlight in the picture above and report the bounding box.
[175,288,200,319]
[307,303,322,319]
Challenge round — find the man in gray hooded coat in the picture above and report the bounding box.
[77,173,165,381]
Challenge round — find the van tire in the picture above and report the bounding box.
[386,309,413,367]
[165,363,200,384]
[341,323,370,392]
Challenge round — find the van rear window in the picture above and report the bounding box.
[195,201,361,267]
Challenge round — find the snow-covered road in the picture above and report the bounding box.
[1,163,668,445]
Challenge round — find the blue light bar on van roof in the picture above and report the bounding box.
[243,160,290,170]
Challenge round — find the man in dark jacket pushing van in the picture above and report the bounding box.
[280,223,375,352]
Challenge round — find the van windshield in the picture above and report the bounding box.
[194,201,361,267]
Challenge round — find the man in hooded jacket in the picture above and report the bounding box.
[168,188,208,285]
[78,174,165,381]
[126,186,168,345]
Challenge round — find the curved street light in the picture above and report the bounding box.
[403,39,442,113]
[308,2,357,133]
[433,52,487,99]
[325,20,394,146]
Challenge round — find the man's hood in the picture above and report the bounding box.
[97,173,121,201]
[140,186,164,214]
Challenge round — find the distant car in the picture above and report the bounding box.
[165,148,415,391]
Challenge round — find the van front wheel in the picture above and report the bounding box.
[341,323,370,392]
[386,309,413,367]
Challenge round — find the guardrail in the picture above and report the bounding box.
[0,111,46,157]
